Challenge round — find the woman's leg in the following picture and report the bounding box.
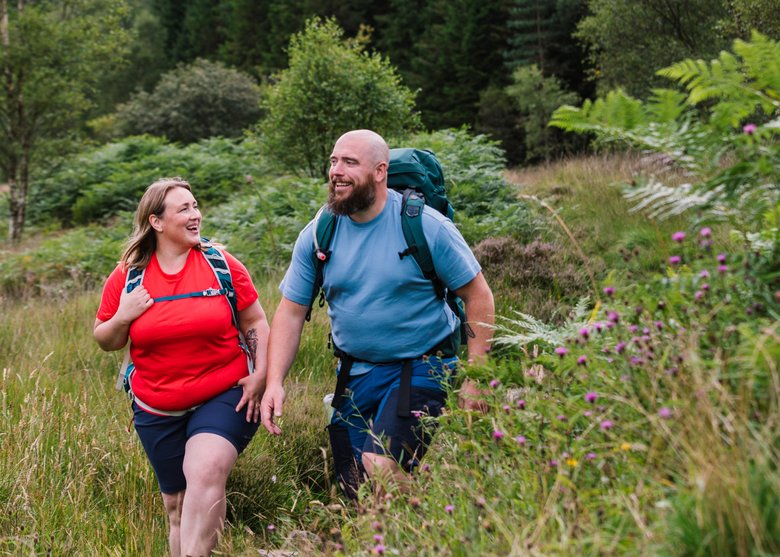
[179,433,238,556]
[161,490,185,557]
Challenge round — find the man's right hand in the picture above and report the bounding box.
[260,383,285,435]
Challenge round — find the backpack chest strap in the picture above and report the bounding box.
[152,287,227,303]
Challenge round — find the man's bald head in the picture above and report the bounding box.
[334,130,389,167]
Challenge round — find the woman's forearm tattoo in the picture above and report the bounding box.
[245,328,258,367]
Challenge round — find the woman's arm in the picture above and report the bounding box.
[93,285,154,351]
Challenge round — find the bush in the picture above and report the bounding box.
[28,136,267,226]
[114,58,262,143]
[257,17,420,178]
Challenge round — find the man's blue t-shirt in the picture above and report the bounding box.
[280,188,481,364]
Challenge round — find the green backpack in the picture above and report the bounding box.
[306,148,467,354]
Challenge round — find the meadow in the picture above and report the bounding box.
[2,145,777,555]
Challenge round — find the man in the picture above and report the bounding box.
[260,129,494,494]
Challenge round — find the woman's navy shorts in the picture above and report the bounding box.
[133,386,259,494]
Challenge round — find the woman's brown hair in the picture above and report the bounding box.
[120,177,193,269]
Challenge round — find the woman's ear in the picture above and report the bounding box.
[149,214,162,232]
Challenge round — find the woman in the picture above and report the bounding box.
[94,177,269,557]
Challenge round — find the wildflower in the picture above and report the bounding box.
[373,534,384,543]
[717,253,727,263]
[493,430,505,440]
[585,452,597,460]
[607,311,620,323]
[555,346,569,357]
[628,324,638,333]
[614,341,627,354]
[502,404,511,413]
[267,524,276,532]
[371,520,383,531]
[672,231,686,242]
[699,227,712,238]
[566,458,579,468]
[621,442,632,451]
[577,355,587,366]
[694,291,705,300]
[517,399,526,410]
[654,320,664,330]
[489,378,500,388]
[584,410,593,417]
[743,123,757,134]
[409,496,421,507]
[699,269,710,278]
[603,286,615,296]
[515,435,527,446]
[658,407,673,419]
[373,544,385,555]
[445,504,454,514]
[594,322,604,333]
[421,463,430,472]
[549,459,558,467]
[669,255,681,265]
[600,419,614,431]
[701,283,709,291]
[557,414,567,422]
[579,327,590,339]
[585,391,598,404]
[718,264,728,273]
[630,356,644,366]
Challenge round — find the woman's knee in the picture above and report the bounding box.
[361,452,399,479]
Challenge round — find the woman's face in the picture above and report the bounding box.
[151,186,201,247]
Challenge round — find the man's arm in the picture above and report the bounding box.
[453,272,494,411]
[259,296,310,435]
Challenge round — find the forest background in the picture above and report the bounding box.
[1,0,779,555]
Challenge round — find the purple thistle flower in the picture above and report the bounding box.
[628,324,638,333]
[615,341,627,354]
[515,435,526,446]
[493,430,505,440]
[594,322,604,333]
[502,404,511,413]
[603,286,615,296]
[699,269,710,278]
[669,255,681,265]
[717,253,727,263]
[555,346,569,357]
[577,355,587,366]
[718,264,728,273]
[373,534,384,543]
[585,391,598,403]
[607,311,620,323]
[584,410,593,417]
[371,520,383,531]
[549,459,558,467]
[445,504,454,514]
[579,327,590,339]
[743,123,757,134]
[517,399,526,410]
[267,524,276,532]
[373,544,386,555]
[489,378,500,388]
[586,452,597,460]
[694,290,705,300]
[630,356,644,366]
[557,414,567,422]
[654,320,664,330]
[701,283,709,291]
[699,227,712,238]
[658,407,673,419]
[672,231,686,242]
[600,419,614,431]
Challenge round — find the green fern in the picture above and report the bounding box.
[491,298,591,349]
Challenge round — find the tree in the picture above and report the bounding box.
[0,0,130,242]
[575,0,730,97]
[258,17,420,178]
[114,58,262,143]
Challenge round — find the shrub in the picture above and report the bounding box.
[114,58,262,143]
[257,17,420,178]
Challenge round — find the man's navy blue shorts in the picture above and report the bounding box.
[330,355,456,471]
[133,386,259,494]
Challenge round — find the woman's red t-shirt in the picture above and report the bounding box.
[97,248,259,411]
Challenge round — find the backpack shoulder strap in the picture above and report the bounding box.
[199,238,239,330]
[398,189,446,299]
[306,205,338,321]
[125,265,144,293]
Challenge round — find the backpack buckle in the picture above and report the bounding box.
[202,288,221,296]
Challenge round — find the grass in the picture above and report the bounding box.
[1,152,777,555]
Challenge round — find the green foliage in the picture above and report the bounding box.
[113,58,262,143]
[505,64,581,162]
[574,0,730,97]
[257,17,420,179]
[550,33,780,234]
[28,136,267,226]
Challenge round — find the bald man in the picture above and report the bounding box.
[260,130,493,496]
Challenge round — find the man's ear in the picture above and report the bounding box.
[375,161,388,182]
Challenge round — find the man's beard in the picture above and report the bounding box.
[327,173,377,216]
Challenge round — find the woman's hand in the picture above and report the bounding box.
[116,285,154,324]
[236,373,266,423]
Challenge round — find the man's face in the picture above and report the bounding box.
[327,137,378,216]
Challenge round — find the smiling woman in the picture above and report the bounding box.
[91,177,271,557]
